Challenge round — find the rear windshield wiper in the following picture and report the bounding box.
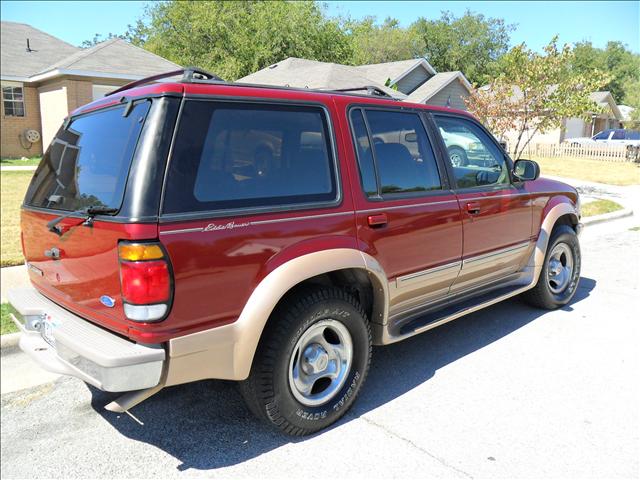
[47,206,119,236]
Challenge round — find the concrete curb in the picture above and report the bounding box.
[583,208,634,226]
[0,332,20,350]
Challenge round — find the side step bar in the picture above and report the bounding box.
[380,283,533,345]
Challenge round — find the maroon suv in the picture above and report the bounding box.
[8,68,582,435]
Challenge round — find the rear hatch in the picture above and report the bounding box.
[21,98,169,336]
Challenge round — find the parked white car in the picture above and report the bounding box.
[564,129,640,147]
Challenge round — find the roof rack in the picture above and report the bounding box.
[106,66,224,97]
[331,86,393,98]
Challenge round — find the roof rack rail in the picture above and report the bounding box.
[330,86,393,98]
[105,67,224,97]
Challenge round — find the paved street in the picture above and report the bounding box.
[1,215,639,479]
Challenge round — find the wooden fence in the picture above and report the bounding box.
[512,143,639,163]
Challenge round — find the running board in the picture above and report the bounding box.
[382,283,532,344]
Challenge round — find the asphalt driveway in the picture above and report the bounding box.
[1,216,638,479]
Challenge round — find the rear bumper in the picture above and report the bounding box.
[7,287,165,392]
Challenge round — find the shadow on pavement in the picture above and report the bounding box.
[89,276,596,472]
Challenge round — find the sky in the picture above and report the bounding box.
[0,0,638,52]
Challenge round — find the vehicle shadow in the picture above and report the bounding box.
[89,277,596,472]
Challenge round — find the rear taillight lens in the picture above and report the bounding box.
[119,242,172,322]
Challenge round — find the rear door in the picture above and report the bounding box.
[432,113,533,293]
[346,106,463,320]
[20,100,161,335]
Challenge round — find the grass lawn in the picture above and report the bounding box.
[530,156,640,186]
[581,199,624,217]
[1,171,33,267]
[1,303,19,335]
[1,156,41,167]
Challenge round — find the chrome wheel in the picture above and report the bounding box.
[547,242,574,294]
[288,319,353,407]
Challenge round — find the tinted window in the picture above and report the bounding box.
[349,109,378,196]
[593,130,610,140]
[163,101,336,214]
[627,130,640,140]
[612,130,625,140]
[365,110,441,195]
[434,115,510,189]
[25,102,150,211]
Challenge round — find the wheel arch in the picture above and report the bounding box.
[166,248,388,385]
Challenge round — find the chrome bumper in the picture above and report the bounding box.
[7,287,165,392]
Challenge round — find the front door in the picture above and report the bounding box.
[432,113,533,293]
[346,106,463,320]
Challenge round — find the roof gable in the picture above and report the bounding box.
[1,21,79,79]
[404,71,472,104]
[354,58,436,86]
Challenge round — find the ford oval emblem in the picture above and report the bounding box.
[100,295,116,308]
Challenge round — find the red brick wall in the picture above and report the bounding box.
[0,85,43,158]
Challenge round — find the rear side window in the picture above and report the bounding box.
[163,101,337,214]
[25,101,150,211]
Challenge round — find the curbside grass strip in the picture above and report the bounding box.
[582,208,634,226]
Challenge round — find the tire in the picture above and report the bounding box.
[522,225,581,309]
[448,146,468,167]
[239,287,372,436]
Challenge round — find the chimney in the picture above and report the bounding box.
[26,38,33,52]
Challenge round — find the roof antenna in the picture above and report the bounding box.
[26,38,33,52]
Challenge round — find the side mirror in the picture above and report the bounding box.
[499,141,508,151]
[513,159,540,181]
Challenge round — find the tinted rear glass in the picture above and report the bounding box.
[25,102,150,211]
[162,101,337,215]
[626,130,640,140]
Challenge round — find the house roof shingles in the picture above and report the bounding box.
[354,59,432,85]
[239,57,406,99]
[1,21,79,78]
[35,38,180,77]
[1,22,180,81]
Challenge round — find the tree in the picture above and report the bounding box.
[127,1,352,81]
[80,32,124,48]
[571,41,640,104]
[410,10,514,85]
[466,39,610,160]
[346,16,422,65]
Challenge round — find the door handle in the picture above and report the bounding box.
[367,213,388,227]
[466,202,481,215]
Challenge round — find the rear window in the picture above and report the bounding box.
[162,101,337,215]
[24,101,150,211]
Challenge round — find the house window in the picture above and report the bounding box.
[2,86,25,117]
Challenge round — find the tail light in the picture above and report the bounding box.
[118,242,173,322]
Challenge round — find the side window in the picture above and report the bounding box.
[349,109,378,196]
[593,130,609,140]
[611,130,625,140]
[163,101,337,214]
[434,115,510,189]
[627,131,640,140]
[360,110,441,196]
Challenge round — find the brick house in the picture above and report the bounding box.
[1,21,180,158]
